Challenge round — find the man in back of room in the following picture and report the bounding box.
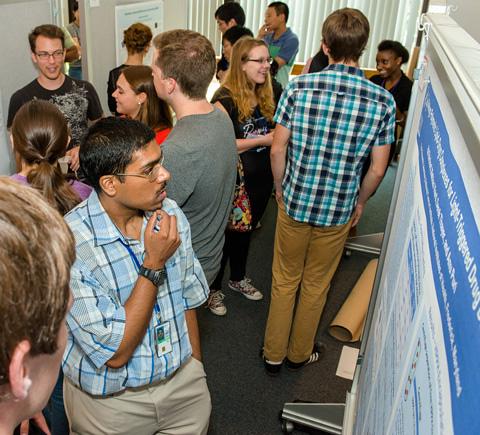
[214,1,247,80]
[258,1,299,88]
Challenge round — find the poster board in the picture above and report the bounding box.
[348,13,480,435]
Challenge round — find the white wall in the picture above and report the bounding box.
[449,0,480,44]
[82,0,188,115]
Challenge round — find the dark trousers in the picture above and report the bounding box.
[212,149,273,288]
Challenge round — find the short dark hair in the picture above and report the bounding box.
[153,30,216,100]
[72,1,79,12]
[377,40,410,64]
[222,26,254,45]
[28,24,65,52]
[322,8,370,62]
[268,2,289,22]
[215,2,246,27]
[80,117,155,191]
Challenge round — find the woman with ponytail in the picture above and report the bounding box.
[10,100,90,434]
[10,100,91,215]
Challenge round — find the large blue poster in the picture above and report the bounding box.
[417,83,480,434]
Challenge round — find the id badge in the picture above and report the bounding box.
[155,321,172,357]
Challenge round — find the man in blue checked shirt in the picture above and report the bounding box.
[262,8,396,375]
[62,117,211,434]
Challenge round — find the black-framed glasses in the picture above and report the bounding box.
[245,57,273,65]
[115,155,165,182]
[35,49,65,60]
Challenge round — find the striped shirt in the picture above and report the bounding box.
[63,191,208,395]
[275,64,396,226]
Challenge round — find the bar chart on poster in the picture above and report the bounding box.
[349,13,480,435]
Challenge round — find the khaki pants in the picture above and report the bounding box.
[63,357,211,435]
[264,203,352,363]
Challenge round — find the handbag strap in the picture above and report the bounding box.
[236,157,246,184]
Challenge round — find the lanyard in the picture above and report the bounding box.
[119,238,161,317]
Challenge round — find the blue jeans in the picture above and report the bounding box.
[68,66,82,80]
[44,370,69,435]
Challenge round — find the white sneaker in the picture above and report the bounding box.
[228,278,263,301]
[207,290,227,316]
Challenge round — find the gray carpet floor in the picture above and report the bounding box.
[198,164,397,434]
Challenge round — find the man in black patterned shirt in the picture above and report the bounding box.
[7,24,102,172]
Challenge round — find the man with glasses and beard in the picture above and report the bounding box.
[7,24,102,173]
[62,117,211,434]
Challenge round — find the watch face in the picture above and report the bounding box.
[140,266,166,286]
[152,269,166,286]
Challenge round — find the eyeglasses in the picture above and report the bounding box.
[115,155,165,182]
[35,50,65,60]
[245,57,273,65]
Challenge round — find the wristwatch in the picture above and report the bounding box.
[139,265,166,287]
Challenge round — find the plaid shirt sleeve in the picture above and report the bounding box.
[274,81,296,129]
[67,259,126,369]
[374,96,396,146]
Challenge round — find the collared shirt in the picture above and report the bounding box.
[275,64,396,226]
[63,191,209,396]
[264,27,299,87]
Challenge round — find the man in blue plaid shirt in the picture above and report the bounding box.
[262,8,396,375]
[62,118,211,434]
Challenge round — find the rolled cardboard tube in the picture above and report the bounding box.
[329,259,378,342]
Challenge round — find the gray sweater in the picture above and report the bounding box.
[162,107,237,285]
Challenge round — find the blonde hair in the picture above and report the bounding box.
[0,178,75,386]
[153,30,216,100]
[222,37,275,122]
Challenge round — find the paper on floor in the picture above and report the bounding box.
[336,346,360,380]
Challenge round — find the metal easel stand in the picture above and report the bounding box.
[281,402,345,433]
[344,232,383,256]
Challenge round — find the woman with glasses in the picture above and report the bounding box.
[208,37,276,315]
[107,22,152,115]
[113,65,173,144]
[10,99,91,434]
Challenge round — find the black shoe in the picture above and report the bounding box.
[285,342,326,371]
[260,348,283,376]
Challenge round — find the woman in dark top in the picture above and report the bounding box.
[371,40,413,155]
[301,48,329,74]
[112,65,173,144]
[371,40,412,122]
[208,37,277,315]
[107,22,152,115]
